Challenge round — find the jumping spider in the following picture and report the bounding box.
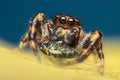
[18,12,104,74]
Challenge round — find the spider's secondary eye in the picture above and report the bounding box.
[68,18,74,25]
[59,16,66,23]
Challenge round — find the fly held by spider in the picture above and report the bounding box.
[18,12,104,74]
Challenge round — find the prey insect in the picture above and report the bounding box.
[18,12,104,74]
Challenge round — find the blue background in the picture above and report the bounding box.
[0,0,120,44]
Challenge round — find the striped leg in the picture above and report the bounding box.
[18,12,47,60]
[96,43,104,74]
[28,26,40,59]
[18,32,29,52]
[75,30,101,63]
[18,26,40,59]
[65,30,104,74]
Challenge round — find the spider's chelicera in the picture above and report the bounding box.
[18,12,104,74]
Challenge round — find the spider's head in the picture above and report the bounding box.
[53,14,82,30]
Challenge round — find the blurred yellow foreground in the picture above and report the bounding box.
[0,38,120,80]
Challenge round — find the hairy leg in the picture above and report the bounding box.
[96,43,104,74]
[18,32,29,51]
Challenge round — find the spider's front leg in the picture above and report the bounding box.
[18,13,46,58]
[67,30,104,74]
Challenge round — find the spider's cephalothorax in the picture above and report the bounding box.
[53,14,83,47]
[18,12,104,74]
[53,14,81,29]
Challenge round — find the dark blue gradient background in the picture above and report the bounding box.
[0,0,120,44]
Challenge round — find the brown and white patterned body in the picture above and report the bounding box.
[18,12,104,74]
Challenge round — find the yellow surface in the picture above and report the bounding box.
[0,39,120,80]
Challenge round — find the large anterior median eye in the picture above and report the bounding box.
[59,16,66,23]
[68,18,74,25]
